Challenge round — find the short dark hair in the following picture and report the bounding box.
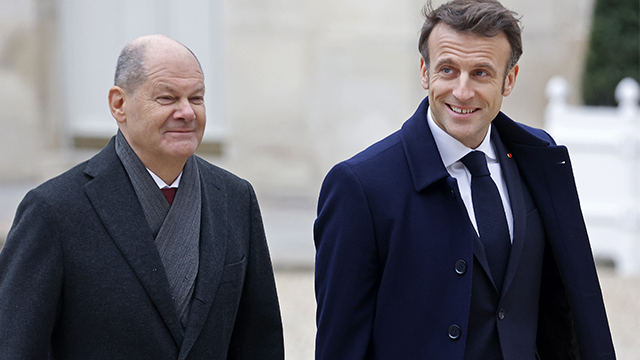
[114,41,149,94]
[418,0,523,74]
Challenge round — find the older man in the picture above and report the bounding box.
[314,0,616,359]
[0,35,284,359]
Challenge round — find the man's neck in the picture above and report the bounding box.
[146,163,186,185]
[126,146,189,185]
[136,154,188,185]
[115,130,191,185]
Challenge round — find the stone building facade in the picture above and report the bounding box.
[0,0,597,198]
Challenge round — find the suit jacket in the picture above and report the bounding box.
[462,129,547,360]
[314,97,615,359]
[0,138,284,360]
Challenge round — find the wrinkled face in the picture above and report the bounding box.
[421,23,518,148]
[119,46,205,166]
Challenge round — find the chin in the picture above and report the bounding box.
[165,141,200,159]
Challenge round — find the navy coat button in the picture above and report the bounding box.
[455,260,467,275]
[497,308,506,320]
[448,325,461,340]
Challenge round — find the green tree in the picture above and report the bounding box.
[582,0,639,106]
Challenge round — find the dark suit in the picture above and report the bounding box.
[0,138,284,359]
[314,97,615,359]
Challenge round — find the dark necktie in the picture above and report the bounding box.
[460,151,511,291]
[161,188,177,206]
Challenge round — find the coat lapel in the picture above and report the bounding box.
[492,113,591,286]
[178,159,229,360]
[400,97,452,192]
[401,98,567,295]
[492,128,528,296]
[401,97,497,288]
[492,113,576,234]
[83,139,184,346]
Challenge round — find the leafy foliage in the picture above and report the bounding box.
[582,0,639,106]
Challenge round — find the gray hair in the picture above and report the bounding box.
[114,41,149,94]
[113,36,204,94]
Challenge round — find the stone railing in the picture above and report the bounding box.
[545,77,640,277]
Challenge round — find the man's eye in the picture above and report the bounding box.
[157,96,174,104]
[442,68,453,74]
[475,70,488,76]
[190,97,204,104]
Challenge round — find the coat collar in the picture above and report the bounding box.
[400,97,563,295]
[400,97,554,193]
[83,138,185,346]
[492,128,527,296]
[400,97,450,192]
[83,138,233,354]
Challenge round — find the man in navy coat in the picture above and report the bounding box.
[314,0,616,359]
[0,35,284,359]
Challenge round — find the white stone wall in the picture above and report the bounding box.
[222,0,426,196]
[0,1,44,181]
[501,0,596,126]
[0,0,598,196]
[221,0,597,196]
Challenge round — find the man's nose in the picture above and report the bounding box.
[452,75,474,101]
[174,98,196,121]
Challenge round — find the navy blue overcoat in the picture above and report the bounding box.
[314,97,615,359]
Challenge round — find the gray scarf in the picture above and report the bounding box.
[115,131,201,330]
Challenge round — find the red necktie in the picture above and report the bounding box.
[161,188,177,206]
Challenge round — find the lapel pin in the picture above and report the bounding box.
[507,153,513,158]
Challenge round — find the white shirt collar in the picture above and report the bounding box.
[427,107,497,166]
[146,168,182,189]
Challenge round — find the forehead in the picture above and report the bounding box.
[143,46,204,89]
[428,23,511,68]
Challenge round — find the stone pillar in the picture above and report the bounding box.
[0,1,45,182]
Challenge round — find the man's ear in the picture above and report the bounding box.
[420,57,429,90]
[502,64,519,97]
[108,86,127,124]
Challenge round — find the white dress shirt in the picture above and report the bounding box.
[427,109,514,242]
[147,169,182,190]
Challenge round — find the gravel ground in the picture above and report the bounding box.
[275,270,317,360]
[275,267,640,360]
[597,268,640,359]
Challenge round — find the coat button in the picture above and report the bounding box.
[455,260,467,275]
[497,308,506,321]
[448,325,461,340]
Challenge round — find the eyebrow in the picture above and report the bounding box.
[474,62,499,74]
[433,58,499,74]
[155,83,205,94]
[189,85,206,95]
[433,58,456,70]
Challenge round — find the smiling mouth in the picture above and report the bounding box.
[448,104,479,114]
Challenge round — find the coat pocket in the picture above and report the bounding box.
[220,256,247,283]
